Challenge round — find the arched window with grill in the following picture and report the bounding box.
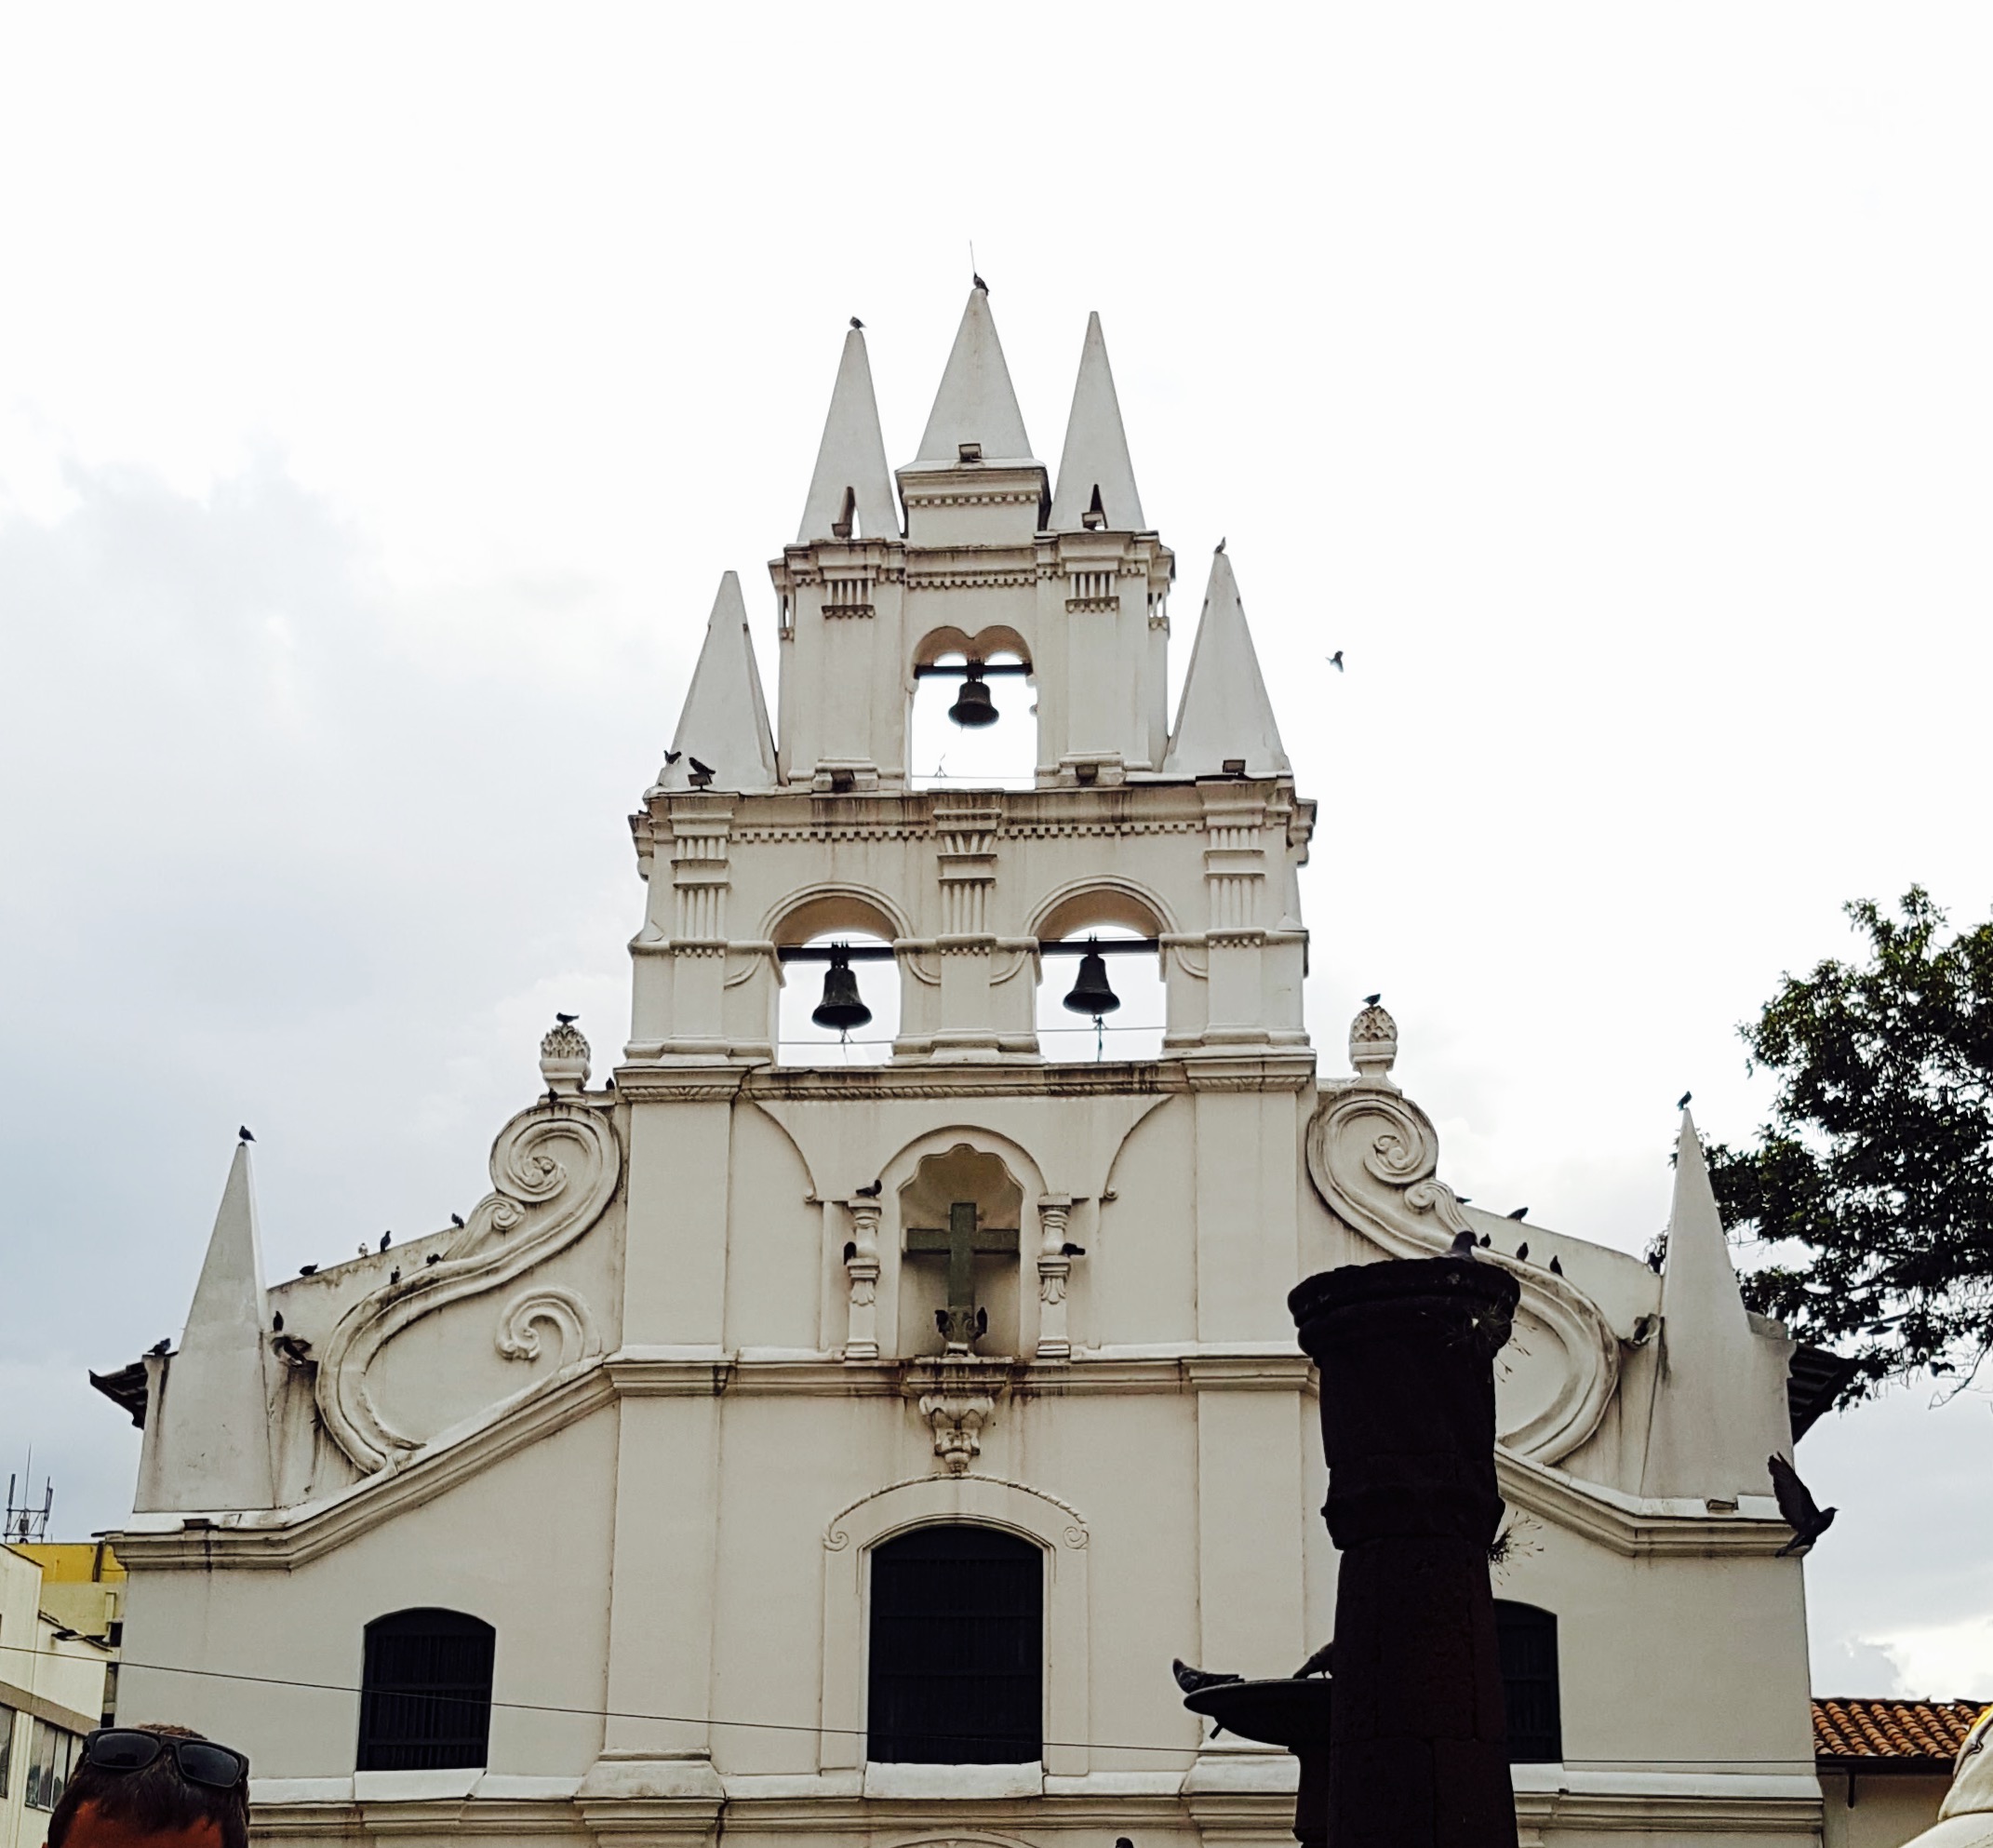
[356,1608,496,1772]
[867,1526,1043,1764]
[1493,1600,1561,1763]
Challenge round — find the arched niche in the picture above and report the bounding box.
[819,1475,1090,1777]
[766,887,908,1067]
[897,1145,1026,1357]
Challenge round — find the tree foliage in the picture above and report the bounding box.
[1707,889,1993,1405]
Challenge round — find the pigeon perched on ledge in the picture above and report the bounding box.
[1172,1658,1244,1694]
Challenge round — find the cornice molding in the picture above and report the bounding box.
[1496,1449,1797,1559]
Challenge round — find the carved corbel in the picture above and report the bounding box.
[842,1199,882,1362]
[915,1359,1002,1475]
[1036,1195,1078,1359]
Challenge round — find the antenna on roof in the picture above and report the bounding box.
[5,1455,54,1545]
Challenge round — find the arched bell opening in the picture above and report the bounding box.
[1036,921,1166,1065]
[772,894,903,1066]
[910,625,1036,790]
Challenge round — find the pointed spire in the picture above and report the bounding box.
[1049,313,1144,532]
[796,327,898,544]
[1639,1110,1790,1500]
[1161,548,1290,777]
[661,573,778,793]
[140,1142,276,1511]
[915,286,1034,463]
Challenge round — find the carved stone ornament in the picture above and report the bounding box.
[315,1101,621,1473]
[1304,1010,1620,1465]
[540,1018,592,1094]
[843,1199,882,1363]
[914,1359,1005,1475]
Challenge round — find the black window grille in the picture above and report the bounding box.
[868,1525,1043,1764]
[357,1608,496,1771]
[1493,1600,1561,1763]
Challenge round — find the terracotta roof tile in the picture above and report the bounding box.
[1815,1698,1988,1764]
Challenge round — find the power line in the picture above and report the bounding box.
[0,1640,1835,1767]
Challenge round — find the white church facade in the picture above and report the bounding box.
[103,288,1826,1846]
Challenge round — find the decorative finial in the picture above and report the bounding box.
[540,1015,592,1095]
[1349,998,1398,1085]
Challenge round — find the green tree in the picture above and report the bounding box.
[1706,888,1993,1406]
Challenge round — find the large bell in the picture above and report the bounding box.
[948,666,1000,729]
[1062,941,1121,1017]
[811,947,873,1034]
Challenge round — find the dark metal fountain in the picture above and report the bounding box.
[1180,1252,1520,1848]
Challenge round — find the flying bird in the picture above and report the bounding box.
[450,1213,464,1228]
[854,1179,883,1199]
[148,1338,171,1356]
[1548,1254,1563,1276]
[1506,1207,1530,1220]
[1515,1241,1530,1263]
[556,1011,579,1025]
[238,1125,255,1143]
[379,1231,392,1252]
[1328,651,1344,671]
[1172,1658,1244,1694]
[1767,1453,1838,1555]
[849,315,864,329]
[1678,1090,1693,1110]
[1292,1640,1335,1680]
[1449,1229,1479,1259]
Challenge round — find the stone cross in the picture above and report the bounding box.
[906,1201,1014,1351]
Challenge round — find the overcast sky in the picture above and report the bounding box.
[4,5,1990,1700]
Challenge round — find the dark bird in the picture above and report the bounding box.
[1214,536,1226,553]
[1455,1195,1473,1204]
[148,1338,171,1356]
[238,1125,255,1143]
[379,1231,392,1252]
[272,1312,284,1332]
[688,755,716,784]
[556,1011,579,1025]
[850,315,864,329]
[975,1306,988,1338]
[935,1308,951,1336]
[1292,1640,1335,1680]
[854,1180,883,1199]
[662,749,682,765]
[1328,650,1344,671]
[1647,1250,1664,1273]
[1363,992,1382,1007]
[1515,1241,1530,1263]
[1548,1254,1563,1276]
[972,272,988,292]
[1449,1229,1479,1259]
[1767,1453,1838,1555]
[1678,1090,1692,1110]
[1063,1242,1087,1257]
[450,1212,464,1228]
[425,1253,442,1266]
[547,1088,560,1105]
[1173,1658,1244,1694]
[1478,1233,1491,1248]
[1506,1207,1530,1220]
[842,1240,857,1263]
[299,1264,318,1276]
[389,1267,401,1286]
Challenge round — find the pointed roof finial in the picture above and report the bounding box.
[916,286,1033,463]
[1049,313,1144,533]
[1638,1108,1790,1500]
[797,326,897,543]
[1161,547,1290,779]
[138,1140,277,1512]
[660,573,778,793]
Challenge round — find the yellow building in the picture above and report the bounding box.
[0,1547,112,1848]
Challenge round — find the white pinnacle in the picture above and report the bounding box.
[1161,548,1290,778]
[661,573,778,793]
[796,326,898,544]
[915,286,1034,463]
[1049,312,1144,532]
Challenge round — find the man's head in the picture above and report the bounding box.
[45,1725,248,1848]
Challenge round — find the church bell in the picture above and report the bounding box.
[1061,941,1120,1018]
[810,946,873,1034]
[948,665,1000,729]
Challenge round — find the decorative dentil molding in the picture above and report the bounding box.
[314,1101,622,1473]
[1304,1005,1620,1466]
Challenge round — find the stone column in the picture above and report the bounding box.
[1035,1195,1075,1359]
[843,1199,882,1361]
[1289,1256,1519,1848]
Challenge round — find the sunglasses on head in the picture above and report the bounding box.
[81,1731,248,1791]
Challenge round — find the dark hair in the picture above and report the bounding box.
[46,1725,248,1848]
